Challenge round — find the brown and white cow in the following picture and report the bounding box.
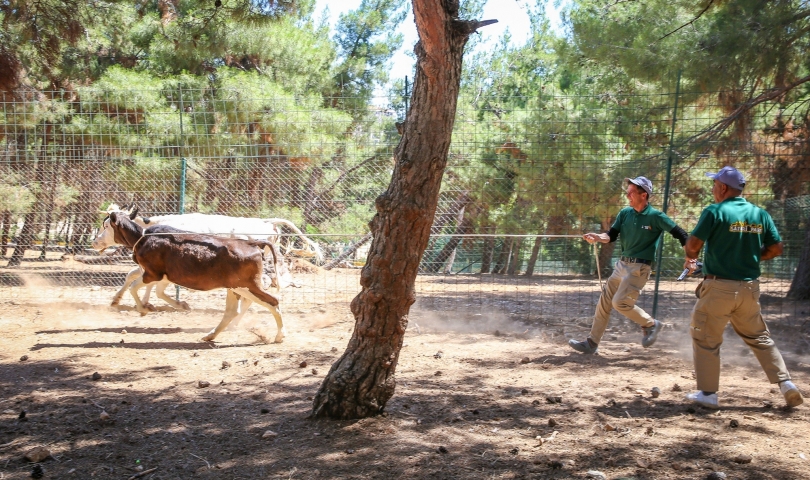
[92,203,319,309]
[105,210,285,343]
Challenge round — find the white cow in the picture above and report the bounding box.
[92,203,322,311]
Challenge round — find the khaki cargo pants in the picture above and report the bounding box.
[589,260,655,345]
[690,278,791,392]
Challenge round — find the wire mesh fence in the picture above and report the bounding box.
[0,84,808,329]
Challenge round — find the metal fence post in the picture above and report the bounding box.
[176,87,188,301]
[652,71,681,319]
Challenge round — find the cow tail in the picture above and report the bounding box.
[249,240,279,266]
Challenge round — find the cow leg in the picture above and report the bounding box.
[232,286,284,343]
[227,295,254,330]
[112,266,142,306]
[140,283,156,310]
[154,280,190,310]
[128,276,159,315]
[201,290,241,342]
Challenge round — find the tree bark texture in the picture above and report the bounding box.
[787,217,810,300]
[311,0,481,419]
[493,238,512,274]
[479,238,493,273]
[1,211,11,257]
[8,156,48,267]
[523,235,542,276]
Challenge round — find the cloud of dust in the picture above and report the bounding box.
[15,272,125,330]
[408,307,527,335]
[661,317,810,382]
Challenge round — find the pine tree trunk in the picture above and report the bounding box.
[322,232,373,271]
[493,238,512,274]
[311,0,488,419]
[787,217,810,300]
[302,167,324,229]
[523,235,542,276]
[8,157,48,267]
[426,203,469,273]
[0,211,10,257]
[506,237,523,275]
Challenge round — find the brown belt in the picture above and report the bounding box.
[704,274,737,281]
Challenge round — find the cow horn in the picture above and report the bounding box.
[129,207,139,219]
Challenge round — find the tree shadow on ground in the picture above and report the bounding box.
[0,351,805,480]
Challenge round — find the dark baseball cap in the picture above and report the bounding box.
[706,166,745,190]
[625,176,653,195]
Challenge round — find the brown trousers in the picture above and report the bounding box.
[690,278,791,392]
[589,260,654,345]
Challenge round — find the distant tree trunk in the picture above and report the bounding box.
[787,218,810,300]
[506,237,523,275]
[8,155,48,267]
[480,236,494,273]
[428,210,472,273]
[431,191,470,234]
[426,201,470,273]
[312,0,490,419]
[523,235,542,276]
[302,167,324,230]
[39,156,61,259]
[493,238,512,274]
[323,232,373,271]
[0,211,10,257]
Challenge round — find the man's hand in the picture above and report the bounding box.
[683,257,699,273]
[583,233,608,244]
[761,242,784,261]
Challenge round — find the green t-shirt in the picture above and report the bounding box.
[691,197,781,281]
[611,204,677,261]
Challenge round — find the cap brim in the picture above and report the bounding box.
[705,172,719,179]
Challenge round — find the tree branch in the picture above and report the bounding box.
[686,73,810,147]
[312,154,383,204]
[655,0,715,43]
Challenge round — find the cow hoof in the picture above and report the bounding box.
[144,303,157,312]
[110,299,121,306]
[274,336,284,344]
[201,335,215,342]
[180,301,191,310]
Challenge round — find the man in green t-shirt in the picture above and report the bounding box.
[569,176,689,355]
[683,166,802,409]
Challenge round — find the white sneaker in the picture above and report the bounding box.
[780,381,804,407]
[686,391,719,409]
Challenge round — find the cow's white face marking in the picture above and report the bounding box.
[91,218,117,252]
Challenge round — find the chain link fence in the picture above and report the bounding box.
[1,84,808,330]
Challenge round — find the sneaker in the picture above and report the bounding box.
[641,319,662,348]
[686,391,719,409]
[568,338,598,355]
[780,380,804,407]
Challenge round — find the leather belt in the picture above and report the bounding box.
[704,274,735,281]
[620,256,652,265]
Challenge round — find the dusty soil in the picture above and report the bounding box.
[1,264,809,480]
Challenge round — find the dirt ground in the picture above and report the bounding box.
[1,264,810,480]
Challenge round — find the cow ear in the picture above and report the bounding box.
[109,212,117,224]
[129,207,139,219]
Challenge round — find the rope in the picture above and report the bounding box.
[130,232,586,239]
[593,242,603,290]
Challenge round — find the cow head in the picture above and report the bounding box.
[92,204,140,252]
